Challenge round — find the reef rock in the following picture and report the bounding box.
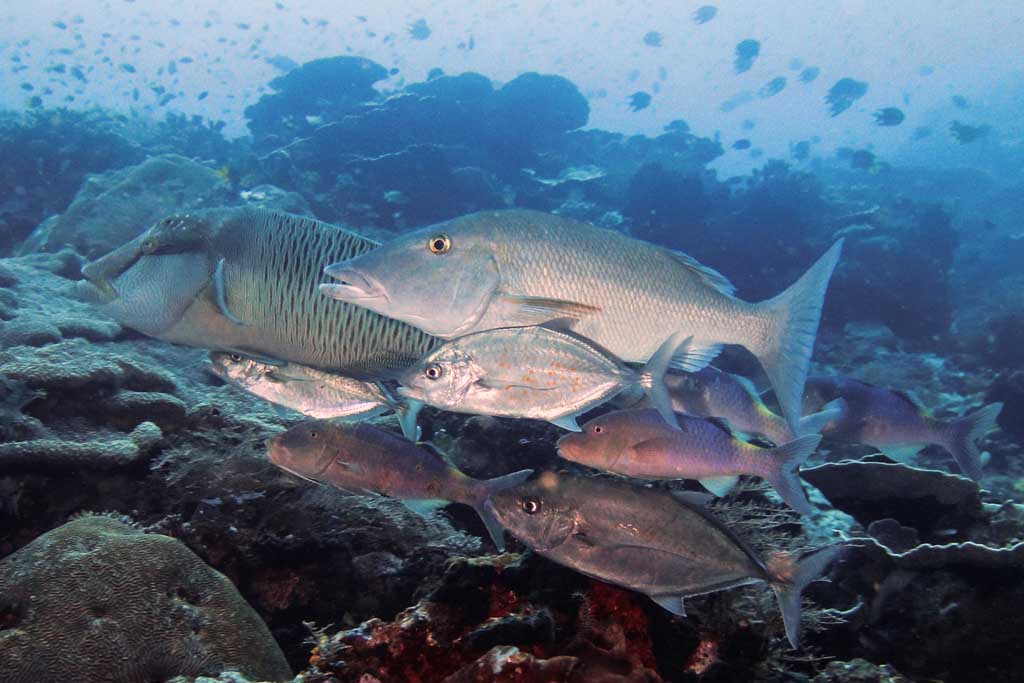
[20,153,228,259]
[0,515,291,681]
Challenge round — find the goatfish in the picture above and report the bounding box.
[396,326,689,431]
[207,351,420,440]
[557,408,821,514]
[801,375,1003,481]
[321,209,843,434]
[484,471,843,648]
[663,367,844,444]
[78,208,438,376]
[266,419,532,551]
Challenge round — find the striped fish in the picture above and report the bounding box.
[79,208,438,376]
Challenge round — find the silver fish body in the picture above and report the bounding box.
[557,408,820,514]
[208,351,396,421]
[322,209,843,433]
[802,376,1002,480]
[397,326,686,431]
[485,471,841,648]
[80,208,438,376]
[266,419,532,550]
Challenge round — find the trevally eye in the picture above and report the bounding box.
[229,353,243,363]
[424,363,444,380]
[427,233,451,254]
[522,497,540,514]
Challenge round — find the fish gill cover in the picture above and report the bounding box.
[1,2,1023,682]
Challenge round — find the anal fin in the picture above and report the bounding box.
[699,475,739,497]
[651,593,687,617]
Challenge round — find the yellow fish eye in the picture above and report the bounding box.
[428,233,451,254]
[521,497,540,514]
[424,363,444,380]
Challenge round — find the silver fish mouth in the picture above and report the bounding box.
[320,266,387,302]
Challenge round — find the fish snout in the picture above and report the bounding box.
[555,432,583,462]
[320,265,386,302]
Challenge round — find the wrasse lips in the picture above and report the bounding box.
[320,266,386,301]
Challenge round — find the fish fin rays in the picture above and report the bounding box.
[666,250,737,296]
[764,434,821,515]
[944,402,1002,480]
[770,545,844,649]
[751,240,843,435]
[215,258,250,326]
[797,398,846,436]
[550,415,582,431]
[668,342,723,373]
[498,294,601,328]
[640,332,691,428]
[698,476,740,498]
[651,593,687,617]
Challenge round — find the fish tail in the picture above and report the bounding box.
[768,544,844,649]
[942,402,1002,480]
[752,240,843,436]
[764,434,821,515]
[796,398,846,437]
[640,332,692,428]
[393,398,424,442]
[471,469,534,551]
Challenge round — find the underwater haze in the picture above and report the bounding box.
[2,2,1024,683]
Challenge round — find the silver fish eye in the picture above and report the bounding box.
[522,497,540,514]
[229,353,243,363]
[427,233,452,254]
[424,363,444,380]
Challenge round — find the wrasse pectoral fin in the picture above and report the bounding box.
[215,258,250,326]
[498,294,601,327]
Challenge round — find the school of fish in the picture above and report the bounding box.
[79,206,1005,649]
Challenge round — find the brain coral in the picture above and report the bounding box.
[0,515,291,682]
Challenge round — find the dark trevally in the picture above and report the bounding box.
[485,471,842,648]
[321,209,843,435]
[208,351,419,440]
[266,419,532,550]
[802,376,1003,480]
[557,408,821,513]
[662,367,843,444]
[396,326,688,431]
[78,208,438,376]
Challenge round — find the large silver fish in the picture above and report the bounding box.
[207,351,419,440]
[396,326,688,431]
[556,408,821,514]
[78,208,438,376]
[266,419,533,550]
[485,471,842,648]
[802,376,1002,480]
[321,209,843,433]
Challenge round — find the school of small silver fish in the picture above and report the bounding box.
[80,206,1004,649]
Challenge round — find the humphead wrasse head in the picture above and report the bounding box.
[76,213,218,337]
[320,223,501,339]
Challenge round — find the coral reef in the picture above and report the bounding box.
[0,515,292,681]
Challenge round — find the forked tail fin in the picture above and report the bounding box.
[769,545,844,649]
[752,240,844,436]
[470,469,534,551]
[764,434,822,515]
[942,402,1002,480]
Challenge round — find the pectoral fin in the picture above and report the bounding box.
[498,294,601,328]
[215,258,248,326]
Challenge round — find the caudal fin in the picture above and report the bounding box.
[943,402,1002,481]
[753,241,843,436]
[770,545,843,649]
[797,398,846,436]
[763,434,821,515]
[640,332,692,429]
[471,469,534,551]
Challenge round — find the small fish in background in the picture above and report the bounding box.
[628,91,652,111]
[911,126,932,140]
[208,351,420,440]
[732,139,752,150]
[758,76,786,98]
[397,326,689,432]
[918,64,935,76]
[951,94,969,109]
[557,408,822,514]
[873,107,905,126]
[801,376,1003,480]
[791,140,811,160]
[720,90,753,112]
[734,39,761,73]
[485,471,843,648]
[950,120,991,144]
[799,66,820,83]
[266,420,533,550]
[825,77,869,116]
[848,148,877,170]
[693,5,717,24]
[643,31,662,47]
[408,18,431,40]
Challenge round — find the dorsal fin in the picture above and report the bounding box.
[891,389,924,411]
[705,415,736,437]
[667,251,737,296]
